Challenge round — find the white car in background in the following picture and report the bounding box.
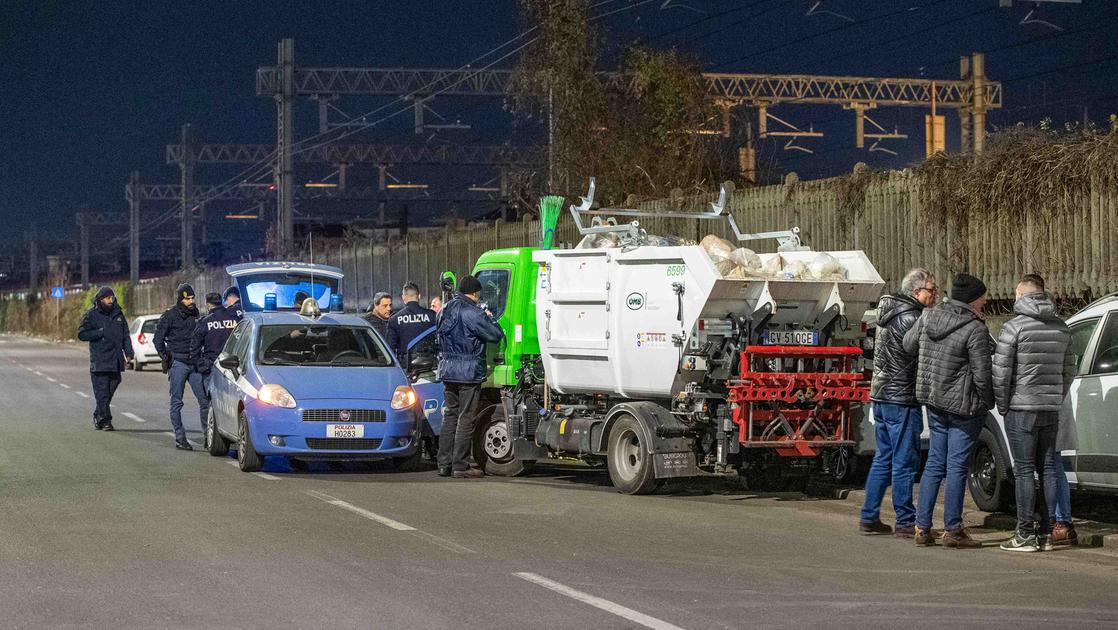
[128,314,162,370]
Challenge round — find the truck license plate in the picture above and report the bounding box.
[326,424,363,438]
[763,330,819,346]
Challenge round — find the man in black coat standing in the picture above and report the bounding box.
[77,286,134,431]
[191,292,239,376]
[223,286,244,322]
[154,283,209,451]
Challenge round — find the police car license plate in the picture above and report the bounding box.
[326,424,363,438]
[762,330,820,345]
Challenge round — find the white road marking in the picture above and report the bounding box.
[123,412,146,423]
[163,431,200,448]
[25,367,33,372]
[75,391,90,398]
[33,371,43,376]
[514,573,686,630]
[224,461,282,480]
[304,490,416,531]
[44,377,56,383]
[59,383,71,389]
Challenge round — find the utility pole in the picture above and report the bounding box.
[971,52,987,155]
[128,171,140,284]
[275,38,296,255]
[25,226,39,290]
[180,123,195,268]
[959,56,973,153]
[76,211,90,289]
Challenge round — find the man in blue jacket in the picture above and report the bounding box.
[386,281,437,370]
[435,275,504,478]
[77,286,134,431]
[223,286,244,322]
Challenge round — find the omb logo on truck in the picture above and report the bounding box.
[626,292,645,310]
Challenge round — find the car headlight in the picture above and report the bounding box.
[390,385,418,410]
[258,384,297,408]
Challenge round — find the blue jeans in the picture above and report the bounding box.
[916,408,982,531]
[1005,411,1061,536]
[1054,456,1072,524]
[861,402,922,527]
[168,359,209,443]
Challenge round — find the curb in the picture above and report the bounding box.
[807,481,1118,549]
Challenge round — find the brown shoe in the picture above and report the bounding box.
[859,520,892,535]
[894,525,916,539]
[1050,522,1078,548]
[452,468,484,479]
[914,527,936,547]
[942,528,982,549]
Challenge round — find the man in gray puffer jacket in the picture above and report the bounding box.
[994,277,1076,552]
[903,273,993,548]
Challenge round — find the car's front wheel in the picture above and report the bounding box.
[205,407,229,457]
[237,409,263,472]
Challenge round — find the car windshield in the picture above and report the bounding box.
[257,325,393,367]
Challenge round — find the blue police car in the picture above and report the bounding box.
[203,262,435,472]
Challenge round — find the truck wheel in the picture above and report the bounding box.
[968,428,1011,512]
[472,403,533,477]
[828,446,868,485]
[606,414,661,495]
[204,407,229,457]
[237,410,263,472]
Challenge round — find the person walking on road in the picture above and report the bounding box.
[435,275,504,479]
[859,268,937,538]
[190,292,238,377]
[154,283,209,451]
[77,286,134,431]
[994,276,1076,552]
[903,273,994,549]
[362,292,393,338]
[386,282,437,369]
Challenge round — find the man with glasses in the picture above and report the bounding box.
[860,268,937,537]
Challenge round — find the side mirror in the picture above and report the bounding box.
[219,356,241,371]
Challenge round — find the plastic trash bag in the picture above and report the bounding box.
[700,234,737,275]
[806,252,845,280]
[761,254,784,278]
[729,247,762,271]
[782,260,808,280]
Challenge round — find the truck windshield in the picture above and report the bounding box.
[476,268,510,320]
[257,325,392,367]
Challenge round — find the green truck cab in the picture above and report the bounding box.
[467,246,548,476]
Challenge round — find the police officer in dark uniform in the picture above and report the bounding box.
[223,286,244,322]
[385,282,437,370]
[191,292,238,376]
[154,283,209,451]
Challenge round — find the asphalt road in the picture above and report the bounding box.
[2,333,1117,629]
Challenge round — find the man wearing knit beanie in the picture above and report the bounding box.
[903,272,994,549]
[153,282,208,450]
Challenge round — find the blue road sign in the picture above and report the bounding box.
[51,287,65,300]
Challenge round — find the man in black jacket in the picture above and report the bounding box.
[859,268,937,537]
[385,282,437,369]
[154,283,209,451]
[77,286,134,431]
[191,292,238,377]
[362,292,393,338]
[903,273,994,548]
[223,286,244,322]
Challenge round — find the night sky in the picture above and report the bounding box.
[2,0,1114,255]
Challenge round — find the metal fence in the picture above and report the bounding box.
[293,168,1117,309]
[13,166,1116,321]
